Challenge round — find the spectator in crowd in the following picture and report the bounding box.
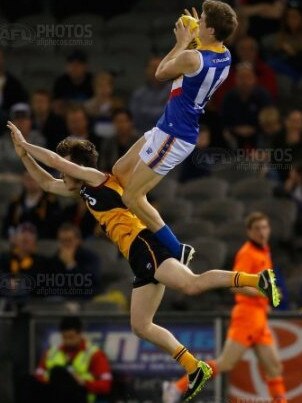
[179,126,212,183]
[0,223,46,300]
[0,103,45,177]
[100,108,139,171]
[0,48,28,121]
[239,0,285,40]
[60,199,98,239]
[66,104,99,151]
[31,89,67,151]
[129,56,170,133]
[49,224,101,298]
[214,36,278,108]
[22,316,112,403]
[257,106,282,148]
[270,1,302,81]
[85,71,124,139]
[273,109,302,180]
[2,171,61,239]
[52,50,93,115]
[221,62,272,150]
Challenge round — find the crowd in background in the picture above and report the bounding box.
[0,0,302,310]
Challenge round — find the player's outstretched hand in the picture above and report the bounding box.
[7,120,27,157]
[174,18,198,49]
[184,7,199,20]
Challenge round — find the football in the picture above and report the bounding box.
[179,15,201,49]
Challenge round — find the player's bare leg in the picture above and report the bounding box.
[112,136,146,187]
[131,283,180,353]
[254,344,287,402]
[216,339,247,371]
[121,160,164,232]
[155,260,280,307]
[114,146,194,263]
[131,282,212,401]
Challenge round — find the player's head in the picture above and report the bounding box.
[56,137,99,190]
[199,0,238,42]
[245,212,271,246]
[59,316,83,348]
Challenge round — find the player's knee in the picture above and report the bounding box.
[122,190,140,209]
[181,281,199,296]
[131,318,150,339]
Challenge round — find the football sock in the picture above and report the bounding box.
[173,345,198,374]
[266,376,287,402]
[155,224,181,258]
[232,272,259,288]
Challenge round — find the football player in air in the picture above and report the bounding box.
[8,122,279,402]
[112,1,238,267]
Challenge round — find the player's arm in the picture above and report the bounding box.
[8,121,106,187]
[21,153,76,197]
[155,19,200,81]
[8,122,75,197]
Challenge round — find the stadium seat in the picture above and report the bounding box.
[172,219,215,242]
[158,199,193,224]
[105,34,152,57]
[150,178,178,201]
[212,163,258,183]
[105,13,150,35]
[22,71,58,92]
[0,181,22,205]
[178,177,229,201]
[61,14,104,34]
[14,14,56,54]
[83,238,119,264]
[151,15,181,34]
[215,221,246,259]
[133,0,182,14]
[190,237,228,269]
[152,33,175,54]
[16,14,56,27]
[193,198,245,224]
[230,177,275,201]
[246,198,297,225]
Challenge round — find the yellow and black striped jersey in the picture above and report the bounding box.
[80,175,146,258]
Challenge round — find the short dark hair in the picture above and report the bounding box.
[56,137,99,168]
[58,222,82,239]
[112,108,133,120]
[203,0,238,42]
[245,212,270,229]
[59,316,83,333]
[32,89,51,99]
[67,49,87,63]
[66,103,88,119]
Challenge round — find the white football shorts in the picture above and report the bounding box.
[139,127,195,176]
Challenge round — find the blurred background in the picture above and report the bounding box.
[0,0,302,402]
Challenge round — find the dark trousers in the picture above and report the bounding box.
[20,366,87,403]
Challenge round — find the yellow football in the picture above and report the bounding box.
[179,15,201,49]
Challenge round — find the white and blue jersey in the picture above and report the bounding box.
[157,46,231,145]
